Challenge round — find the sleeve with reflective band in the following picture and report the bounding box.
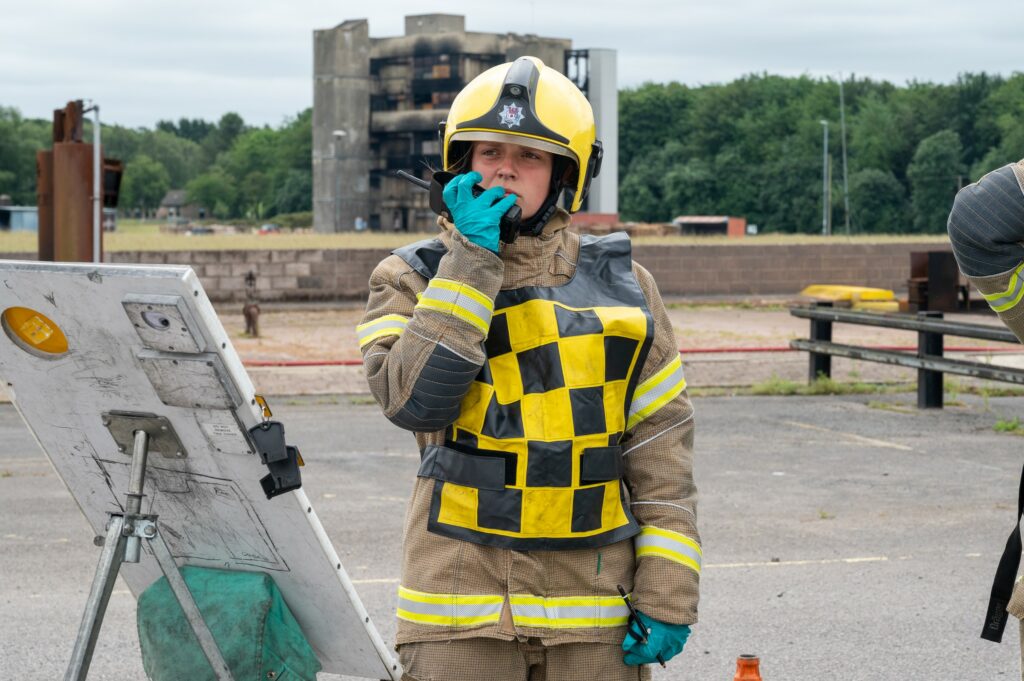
[622,263,700,626]
[396,586,503,628]
[508,594,630,628]
[980,262,1024,313]
[415,277,494,335]
[635,526,702,574]
[356,313,410,348]
[627,353,686,430]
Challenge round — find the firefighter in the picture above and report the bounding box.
[947,159,1024,676]
[357,56,700,681]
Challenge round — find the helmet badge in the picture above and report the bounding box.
[499,102,525,129]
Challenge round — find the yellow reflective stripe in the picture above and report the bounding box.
[509,594,622,606]
[396,586,503,628]
[508,594,630,628]
[398,587,502,605]
[395,610,499,627]
[627,354,687,430]
[982,262,1024,312]
[416,278,494,334]
[636,546,701,572]
[512,615,628,628]
[635,526,702,574]
[356,314,409,348]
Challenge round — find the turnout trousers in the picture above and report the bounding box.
[398,638,651,681]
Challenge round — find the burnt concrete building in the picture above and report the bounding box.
[313,14,617,233]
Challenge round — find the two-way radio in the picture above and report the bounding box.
[396,170,523,244]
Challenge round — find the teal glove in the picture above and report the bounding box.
[621,610,691,666]
[441,171,517,254]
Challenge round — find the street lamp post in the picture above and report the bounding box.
[84,101,101,262]
[819,119,830,236]
[838,76,851,235]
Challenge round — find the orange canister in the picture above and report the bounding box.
[734,654,762,680]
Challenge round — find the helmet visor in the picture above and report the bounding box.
[450,131,579,167]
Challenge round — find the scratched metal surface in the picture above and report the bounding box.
[0,261,397,680]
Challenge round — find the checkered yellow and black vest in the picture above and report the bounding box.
[394,233,654,550]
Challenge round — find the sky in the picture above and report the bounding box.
[3,0,1023,129]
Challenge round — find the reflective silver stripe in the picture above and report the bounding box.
[635,527,702,575]
[983,263,1024,312]
[628,358,686,424]
[635,532,703,567]
[356,315,409,345]
[420,284,493,328]
[397,596,502,620]
[510,602,630,621]
[508,594,630,628]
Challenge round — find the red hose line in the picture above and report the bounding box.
[241,344,1021,368]
[679,345,1021,354]
[244,359,365,367]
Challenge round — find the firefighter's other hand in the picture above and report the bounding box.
[621,610,691,666]
[442,171,517,254]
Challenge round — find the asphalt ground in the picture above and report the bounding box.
[2,392,1024,680]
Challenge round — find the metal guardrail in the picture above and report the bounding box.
[789,302,1024,409]
[789,306,1021,343]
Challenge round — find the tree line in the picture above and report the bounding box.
[1,70,1021,231]
[619,72,1024,233]
[0,108,311,221]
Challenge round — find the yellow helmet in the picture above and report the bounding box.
[440,56,603,216]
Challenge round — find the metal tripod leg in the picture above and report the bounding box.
[64,425,236,681]
[64,516,128,681]
[148,523,236,681]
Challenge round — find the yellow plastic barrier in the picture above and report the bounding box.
[799,284,895,302]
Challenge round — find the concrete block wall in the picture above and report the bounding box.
[629,242,951,297]
[103,249,389,302]
[0,240,952,303]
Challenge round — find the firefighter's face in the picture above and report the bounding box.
[471,142,554,220]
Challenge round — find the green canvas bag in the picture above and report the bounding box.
[137,566,321,681]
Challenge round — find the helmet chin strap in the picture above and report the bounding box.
[517,157,571,237]
[518,191,562,237]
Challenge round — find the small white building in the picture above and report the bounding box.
[0,207,39,232]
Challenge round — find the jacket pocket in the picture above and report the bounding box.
[579,446,623,485]
[418,444,508,491]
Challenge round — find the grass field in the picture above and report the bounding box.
[0,219,952,252]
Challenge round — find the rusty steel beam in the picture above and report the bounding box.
[52,142,96,262]
[790,306,1020,344]
[51,100,84,144]
[39,100,99,262]
[790,339,1024,384]
[36,150,54,261]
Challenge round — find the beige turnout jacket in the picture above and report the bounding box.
[358,210,700,646]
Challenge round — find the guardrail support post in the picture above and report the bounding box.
[917,311,944,409]
[809,302,833,382]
